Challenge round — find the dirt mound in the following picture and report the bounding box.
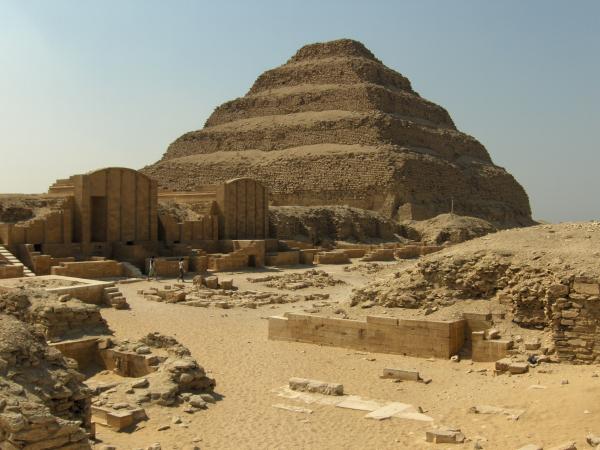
[269,205,405,243]
[351,222,600,328]
[404,213,498,244]
[143,38,532,227]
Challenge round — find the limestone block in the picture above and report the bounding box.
[573,281,600,296]
[288,378,343,396]
[205,277,219,289]
[425,429,465,444]
[508,362,529,374]
[381,368,420,382]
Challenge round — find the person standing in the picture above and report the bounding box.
[178,257,185,283]
[147,256,156,281]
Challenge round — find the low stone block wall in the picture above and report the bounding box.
[395,245,444,259]
[299,249,316,265]
[343,248,367,258]
[471,331,512,362]
[189,255,209,273]
[314,251,351,265]
[265,251,300,266]
[361,248,395,261]
[51,260,124,279]
[0,263,23,279]
[208,254,248,271]
[269,313,465,359]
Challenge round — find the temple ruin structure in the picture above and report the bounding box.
[0,167,272,277]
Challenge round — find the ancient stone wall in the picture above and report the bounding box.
[269,313,465,359]
[50,260,125,279]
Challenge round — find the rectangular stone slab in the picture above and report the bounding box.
[381,368,421,381]
[365,402,416,420]
[335,397,383,412]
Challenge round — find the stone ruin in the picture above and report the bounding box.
[0,314,92,449]
[247,269,345,290]
[350,224,600,364]
[139,279,330,310]
[143,38,532,227]
[0,286,216,447]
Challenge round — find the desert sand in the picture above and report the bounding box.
[93,260,598,450]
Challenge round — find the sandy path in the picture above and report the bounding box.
[94,266,600,450]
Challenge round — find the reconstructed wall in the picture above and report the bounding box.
[269,313,465,358]
[314,251,351,264]
[216,178,269,239]
[265,251,300,266]
[51,260,125,279]
[70,168,158,244]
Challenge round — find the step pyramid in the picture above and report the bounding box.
[143,39,532,227]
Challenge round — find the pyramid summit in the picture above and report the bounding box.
[143,38,532,227]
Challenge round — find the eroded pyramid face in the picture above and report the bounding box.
[142,39,532,227]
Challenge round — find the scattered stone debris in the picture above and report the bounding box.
[495,358,529,375]
[425,428,466,444]
[468,405,525,420]
[381,368,431,384]
[140,283,328,309]
[343,263,386,275]
[288,378,343,396]
[247,269,345,290]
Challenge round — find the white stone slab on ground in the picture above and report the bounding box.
[393,411,434,422]
[365,402,416,420]
[272,403,313,414]
[335,397,383,412]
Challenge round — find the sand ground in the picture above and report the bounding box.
[94,263,600,450]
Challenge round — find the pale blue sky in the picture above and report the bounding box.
[1,0,598,222]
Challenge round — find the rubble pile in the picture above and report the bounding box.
[0,288,107,340]
[140,284,328,309]
[247,269,345,290]
[89,333,215,414]
[0,314,92,449]
[343,263,387,275]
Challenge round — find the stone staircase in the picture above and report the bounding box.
[102,284,129,309]
[0,245,35,277]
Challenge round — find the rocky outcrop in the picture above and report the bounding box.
[269,205,405,243]
[143,39,532,227]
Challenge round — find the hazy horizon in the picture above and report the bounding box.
[1,0,598,223]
